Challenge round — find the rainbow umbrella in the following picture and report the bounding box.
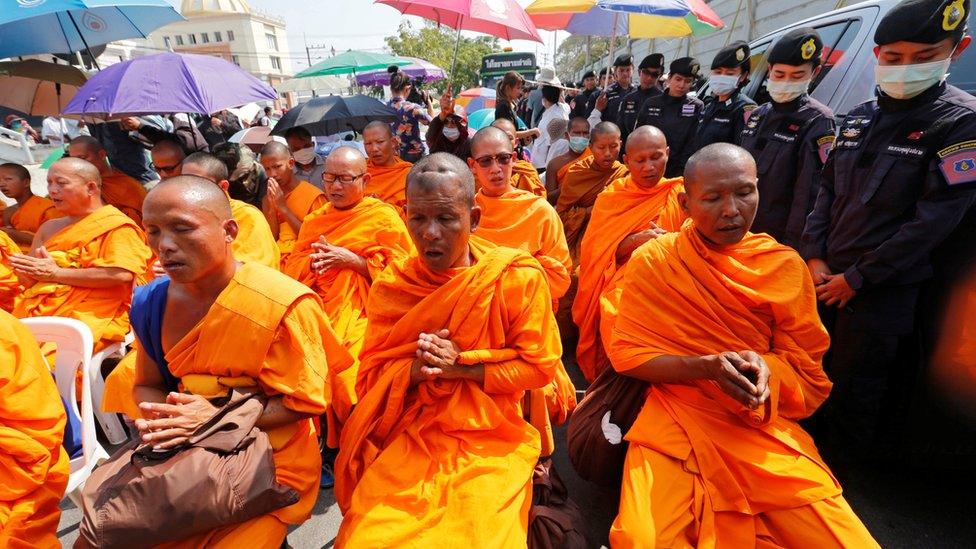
[466,108,528,131]
[455,87,496,113]
[526,0,723,38]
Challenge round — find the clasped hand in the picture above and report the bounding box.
[705,351,770,410]
[135,392,219,450]
[9,246,59,281]
[410,329,463,385]
[309,236,358,274]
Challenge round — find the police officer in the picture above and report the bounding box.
[692,41,756,151]
[801,0,976,462]
[587,54,634,127]
[634,56,704,177]
[617,53,665,148]
[739,27,836,248]
[572,70,599,118]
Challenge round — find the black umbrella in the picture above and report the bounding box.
[271,94,397,137]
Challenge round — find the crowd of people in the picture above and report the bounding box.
[2,0,975,547]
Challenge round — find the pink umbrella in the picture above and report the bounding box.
[375,0,543,84]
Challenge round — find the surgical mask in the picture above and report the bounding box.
[292,146,317,165]
[569,136,590,153]
[708,73,740,96]
[874,55,952,100]
[766,78,810,103]
[442,126,460,141]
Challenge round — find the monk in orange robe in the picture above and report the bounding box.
[573,126,687,382]
[556,121,629,263]
[282,147,413,439]
[468,126,576,433]
[260,142,326,265]
[0,310,69,548]
[544,116,591,205]
[67,136,147,225]
[490,118,546,197]
[0,231,21,312]
[335,153,560,546]
[117,176,350,548]
[1,163,62,251]
[608,144,877,548]
[363,121,412,210]
[10,158,152,357]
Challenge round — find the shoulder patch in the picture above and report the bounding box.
[817,135,835,164]
[937,139,976,186]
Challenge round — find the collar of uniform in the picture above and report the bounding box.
[876,82,946,113]
[722,89,741,106]
[662,91,685,104]
[771,94,807,113]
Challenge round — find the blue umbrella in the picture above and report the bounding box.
[0,0,184,63]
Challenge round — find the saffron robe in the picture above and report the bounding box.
[274,181,325,263]
[0,231,21,312]
[555,155,628,263]
[3,195,63,252]
[100,171,147,226]
[365,158,412,210]
[230,198,280,269]
[511,159,546,197]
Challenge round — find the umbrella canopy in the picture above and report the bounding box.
[294,50,411,78]
[376,0,543,43]
[527,0,723,38]
[455,87,496,112]
[271,95,398,137]
[276,75,351,94]
[466,107,528,131]
[62,52,278,118]
[0,0,184,59]
[356,57,447,87]
[0,60,88,116]
[229,126,285,154]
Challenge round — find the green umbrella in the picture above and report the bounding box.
[294,50,411,78]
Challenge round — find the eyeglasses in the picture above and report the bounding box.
[472,153,514,168]
[323,172,366,184]
[151,162,181,173]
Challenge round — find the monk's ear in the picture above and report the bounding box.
[86,180,100,197]
[360,172,372,188]
[218,180,230,193]
[469,204,482,233]
[223,218,239,243]
[678,191,690,214]
[466,157,477,172]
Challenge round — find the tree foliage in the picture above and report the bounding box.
[385,21,499,92]
[555,35,612,84]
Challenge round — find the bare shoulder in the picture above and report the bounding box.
[36,216,73,243]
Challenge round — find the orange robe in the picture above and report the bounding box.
[555,155,628,263]
[511,159,546,197]
[555,147,591,182]
[474,189,576,434]
[0,309,70,548]
[150,263,351,548]
[335,240,561,547]
[13,205,152,355]
[275,181,326,264]
[572,175,687,381]
[0,231,21,312]
[607,222,877,548]
[230,198,280,269]
[4,196,63,252]
[282,197,413,443]
[366,158,412,210]
[100,171,147,226]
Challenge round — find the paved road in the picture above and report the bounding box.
[58,356,976,548]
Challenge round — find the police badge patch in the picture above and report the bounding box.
[938,139,976,186]
[817,135,835,164]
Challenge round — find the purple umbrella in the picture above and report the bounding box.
[355,57,447,87]
[63,52,277,118]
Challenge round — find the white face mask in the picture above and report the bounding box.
[874,55,952,100]
[708,73,740,96]
[442,126,460,141]
[292,146,317,165]
[766,78,811,103]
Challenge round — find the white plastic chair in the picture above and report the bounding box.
[89,332,135,445]
[21,317,111,507]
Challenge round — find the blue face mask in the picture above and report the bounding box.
[569,136,589,153]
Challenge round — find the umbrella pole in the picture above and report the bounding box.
[603,13,619,89]
[67,12,101,70]
[449,22,462,90]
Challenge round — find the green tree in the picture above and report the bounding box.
[556,35,611,84]
[385,21,499,92]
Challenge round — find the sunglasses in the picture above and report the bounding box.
[640,69,662,78]
[323,172,366,184]
[472,153,514,168]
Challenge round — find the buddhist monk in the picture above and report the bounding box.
[363,120,412,210]
[491,118,546,197]
[1,163,62,251]
[282,147,413,443]
[544,116,591,205]
[259,141,326,265]
[149,139,186,180]
[67,136,147,225]
[0,230,20,311]
[10,158,152,356]
[556,121,629,263]
[335,153,561,546]
[120,176,349,548]
[468,126,577,446]
[0,310,69,547]
[573,126,687,382]
[607,143,878,547]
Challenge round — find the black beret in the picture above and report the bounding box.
[768,27,823,66]
[669,56,700,77]
[582,70,596,79]
[613,53,634,67]
[599,67,611,76]
[875,0,970,45]
[639,53,665,70]
[711,41,751,70]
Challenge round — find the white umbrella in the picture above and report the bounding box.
[276,75,351,94]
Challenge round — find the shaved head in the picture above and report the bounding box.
[680,143,758,247]
[151,140,186,178]
[590,121,621,142]
[363,121,394,138]
[68,135,104,154]
[491,118,517,136]
[363,121,397,165]
[53,157,101,188]
[568,116,590,134]
[469,126,513,156]
[590,122,622,171]
[624,126,669,188]
[260,141,291,159]
[324,146,368,209]
[146,175,232,221]
[182,152,229,183]
[152,139,185,159]
[684,143,755,192]
[67,135,110,173]
[327,146,367,170]
[626,125,666,151]
[407,152,475,207]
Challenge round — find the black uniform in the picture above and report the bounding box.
[635,92,703,177]
[572,87,600,118]
[617,85,662,148]
[800,82,976,456]
[740,95,835,247]
[590,81,633,125]
[692,90,756,150]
